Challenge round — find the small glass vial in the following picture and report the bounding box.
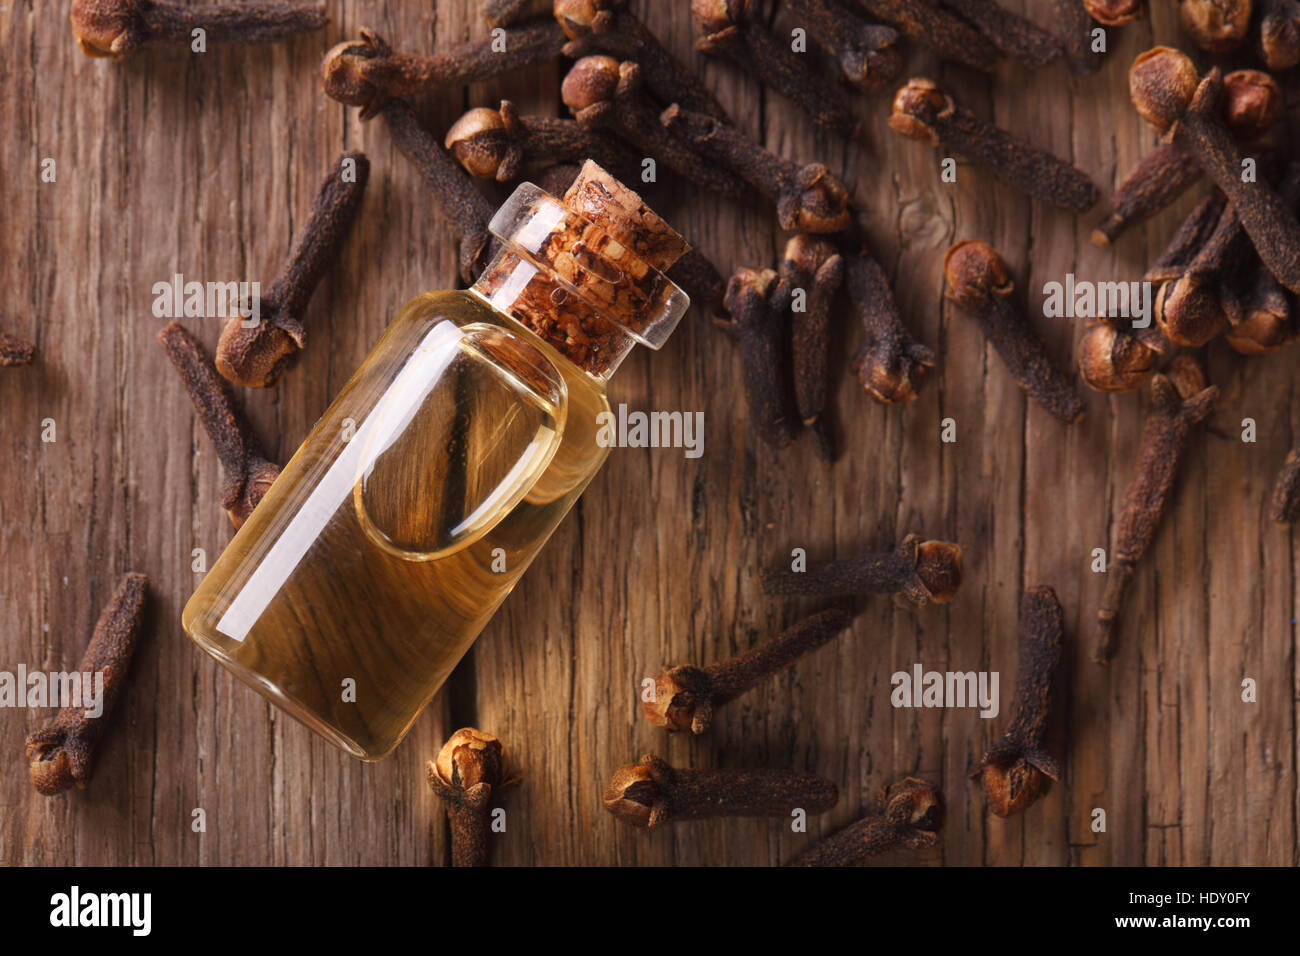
[183,163,689,759]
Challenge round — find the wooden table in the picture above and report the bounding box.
[2,1,1295,867]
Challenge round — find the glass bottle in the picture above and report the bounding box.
[183,163,689,759]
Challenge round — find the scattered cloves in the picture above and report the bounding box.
[562,56,750,200]
[780,234,845,458]
[1093,356,1218,664]
[1270,448,1300,525]
[760,534,963,607]
[602,754,838,829]
[846,242,935,404]
[1094,72,1279,250]
[427,728,516,867]
[971,586,1064,817]
[445,100,634,183]
[214,152,369,389]
[321,22,564,121]
[944,240,1085,424]
[71,0,325,59]
[1131,50,1300,294]
[660,105,851,233]
[1053,0,1104,74]
[645,608,854,734]
[889,77,1100,213]
[0,333,35,367]
[25,573,148,796]
[938,0,1063,68]
[718,267,800,449]
[1177,0,1252,52]
[556,0,729,120]
[383,100,498,284]
[857,0,1003,72]
[692,0,861,138]
[158,322,280,529]
[787,776,943,866]
[784,0,904,91]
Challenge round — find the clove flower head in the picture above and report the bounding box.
[1129,47,1200,132]
[1077,321,1165,392]
[1221,70,1282,143]
[445,107,515,180]
[560,53,621,113]
[320,30,394,120]
[433,727,510,791]
[1178,0,1252,52]
[1084,0,1144,24]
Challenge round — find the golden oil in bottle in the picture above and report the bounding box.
[183,163,689,758]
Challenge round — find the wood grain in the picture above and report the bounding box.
[0,0,1295,866]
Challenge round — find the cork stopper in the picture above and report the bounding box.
[562,162,689,273]
[471,162,690,377]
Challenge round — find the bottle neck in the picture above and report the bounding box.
[470,246,634,381]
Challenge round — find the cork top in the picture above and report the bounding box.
[561,162,689,274]
[472,161,690,377]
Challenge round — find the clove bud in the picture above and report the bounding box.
[787,776,942,866]
[761,534,962,607]
[71,0,325,59]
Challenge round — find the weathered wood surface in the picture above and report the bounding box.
[1,0,1295,866]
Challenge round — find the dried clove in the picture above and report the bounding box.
[320,22,564,121]
[445,100,634,183]
[0,333,35,367]
[1225,261,1293,354]
[71,0,325,59]
[382,100,498,284]
[562,57,750,199]
[780,234,844,458]
[938,0,1063,68]
[484,0,551,27]
[787,777,942,866]
[660,105,851,233]
[760,534,963,607]
[1271,448,1300,524]
[692,0,862,138]
[1084,0,1144,24]
[1077,319,1166,393]
[1131,50,1300,294]
[1143,192,1226,285]
[602,754,838,829]
[845,242,935,404]
[784,0,904,91]
[1260,0,1300,70]
[971,586,1063,817]
[944,240,1085,424]
[427,728,516,867]
[718,267,800,449]
[644,609,854,734]
[215,152,369,389]
[25,573,148,795]
[1053,0,1103,74]
[158,322,281,529]
[1093,356,1218,664]
[1154,201,1251,347]
[1094,70,1279,249]
[889,78,1100,213]
[856,0,1003,72]
[1092,146,1202,249]
[556,0,729,119]
[1177,0,1251,51]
